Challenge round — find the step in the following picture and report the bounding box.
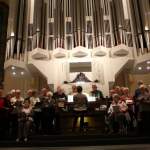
[0,135,150,147]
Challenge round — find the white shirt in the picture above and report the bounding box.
[30,96,40,107]
[10,96,24,105]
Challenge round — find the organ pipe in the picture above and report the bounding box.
[6,0,150,60]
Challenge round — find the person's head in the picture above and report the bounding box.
[120,87,125,95]
[32,90,37,97]
[23,99,30,108]
[138,80,143,87]
[77,86,83,93]
[139,84,146,93]
[41,88,47,96]
[15,89,21,98]
[115,86,120,93]
[112,94,120,103]
[123,87,129,95]
[109,89,116,97]
[72,85,77,93]
[10,89,16,97]
[46,91,53,98]
[27,89,33,97]
[92,84,97,91]
[57,86,63,94]
[5,93,11,100]
[0,89,3,97]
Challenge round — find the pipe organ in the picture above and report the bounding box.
[3,0,150,97]
[5,0,150,60]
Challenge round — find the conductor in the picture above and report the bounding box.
[72,86,88,132]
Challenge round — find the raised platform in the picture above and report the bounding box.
[1,132,150,147]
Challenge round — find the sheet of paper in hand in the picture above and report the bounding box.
[57,98,66,108]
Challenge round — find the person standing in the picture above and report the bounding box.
[72,86,88,132]
[134,80,144,100]
[134,81,144,120]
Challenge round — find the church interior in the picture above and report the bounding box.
[0,0,150,147]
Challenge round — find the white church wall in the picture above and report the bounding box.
[27,49,131,96]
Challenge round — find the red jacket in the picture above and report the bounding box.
[0,97,4,109]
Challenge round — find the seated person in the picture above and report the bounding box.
[121,87,135,129]
[107,94,130,133]
[52,86,67,131]
[90,84,104,100]
[114,86,123,96]
[72,86,88,132]
[26,89,40,108]
[40,88,49,101]
[70,84,77,96]
[10,89,24,137]
[9,89,16,106]
[11,89,24,105]
[109,89,116,100]
[53,86,67,109]
[53,86,67,102]
[121,88,133,103]
[16,99,33,142]
[11,89,24,114]
[41,91,55,133]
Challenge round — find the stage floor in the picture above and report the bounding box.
[0,144,150,150]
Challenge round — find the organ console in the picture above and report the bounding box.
[56,95,108,132]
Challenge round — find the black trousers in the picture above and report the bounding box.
[33,111,41,132]
[0,110,10,138]
[41,106,55,133]
[72,111,86,131]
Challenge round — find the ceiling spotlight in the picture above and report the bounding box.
[145,26,149,31]
[36,28,40,32]
[146,66,150,70]
[11,66,15,70]
[21,71,24,75]
[147,61,150,64]
[12,72,16,75]
[10,32,14,37]
[138,67,142,70]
